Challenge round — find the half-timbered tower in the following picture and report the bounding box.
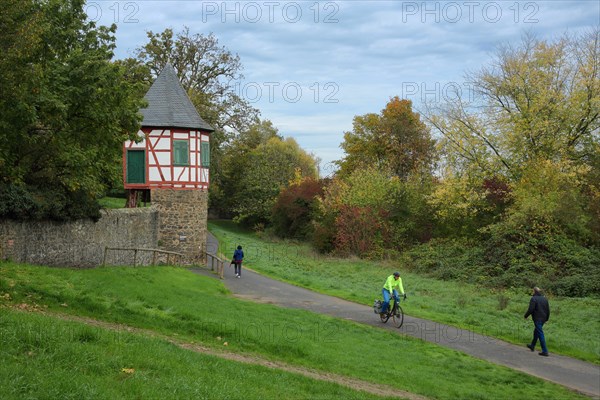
[123,63,214,264]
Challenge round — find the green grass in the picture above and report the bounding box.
[0,262,589,399]
[0,309,388,400]
[98,196,127,209]
[98,197,151,209]
[209,220,600,364]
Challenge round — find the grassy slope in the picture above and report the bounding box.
[1,309,389,400]
[0,263,588,399]
[209,220,600,364]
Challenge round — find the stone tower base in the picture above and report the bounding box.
[151,189,208,265]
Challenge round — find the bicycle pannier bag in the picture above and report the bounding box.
[373,299,382,314]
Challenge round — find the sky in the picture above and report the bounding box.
[88,0,599,175]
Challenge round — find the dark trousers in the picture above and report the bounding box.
[531,320,548,353]
[234,261,242,276]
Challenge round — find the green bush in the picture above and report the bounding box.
[0,183,101,221]
[403,238,486,283]
[271,178,323,239]
[0,183,38,219]
[480,218,600,296]
[311,219,336,254]
[333,205,392,258]
[403,229,600,298]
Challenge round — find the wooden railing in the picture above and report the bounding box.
[103,247,184,267]
[205,251,228,279]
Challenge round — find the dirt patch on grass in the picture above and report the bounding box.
[176,341,427,399]
[232,293,278,304]
[5,305,428,400]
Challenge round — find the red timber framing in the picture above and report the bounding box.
[123,127,210,190]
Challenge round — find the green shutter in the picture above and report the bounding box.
[126,150,145,184]
[201,142,210,167]
[173,140,189,165]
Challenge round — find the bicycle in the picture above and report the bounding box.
[376,296,404,328]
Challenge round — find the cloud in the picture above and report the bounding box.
[106,0,600,167]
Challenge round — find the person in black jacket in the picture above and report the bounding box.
[524,286,550,356]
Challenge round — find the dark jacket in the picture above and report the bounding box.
[524,293,550,322]
[233,249,244,263]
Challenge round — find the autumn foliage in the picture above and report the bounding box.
[272,177,324,239]
[298,32,599,296]
[333,206,392,258]
[338,97,436,179]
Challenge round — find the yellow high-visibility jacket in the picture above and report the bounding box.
[383,275,405,295]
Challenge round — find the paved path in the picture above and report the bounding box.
[194,233,600,398]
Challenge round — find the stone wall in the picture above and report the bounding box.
[0,208,159,267]
[151,189,208,264]
[0,191,209,267]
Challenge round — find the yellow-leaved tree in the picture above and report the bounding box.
[426,30,599,245]
[423,30,599,295]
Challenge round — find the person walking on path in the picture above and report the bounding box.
[524,286,550,356]
[232,245,244,278]
[381,272,406,315]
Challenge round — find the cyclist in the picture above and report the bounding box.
[381,272,406,315]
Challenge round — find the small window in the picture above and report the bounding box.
[201,141,210,167]
[173,140,189,166]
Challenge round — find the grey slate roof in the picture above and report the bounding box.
[140,63,214,131]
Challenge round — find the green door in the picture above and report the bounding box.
[126,150,145,184]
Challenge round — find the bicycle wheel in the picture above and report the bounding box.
[392,305,404,328]
[380,311,390,323]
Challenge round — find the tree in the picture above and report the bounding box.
[501,158,592,241]
[218,119,281,216]
[331,98,437,253]
[219,120,318,226]
[427,173,507,238]
[427,30,600,244]
[235,137,318,227]
[337,97,436,179]
[0,0,144,220]
[417,31,600,294]
[313,167,403,257]
[428,30,600,180]
[272,175,324,239]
